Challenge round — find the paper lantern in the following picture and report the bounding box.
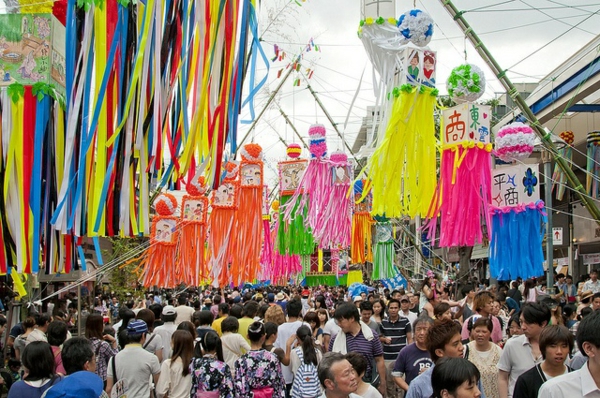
[494,122,535,162]
[446,64,485,103]
[397,9,434,47]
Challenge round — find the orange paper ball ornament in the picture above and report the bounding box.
[155,193,178,216]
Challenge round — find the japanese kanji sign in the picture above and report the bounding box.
[442,103,491,146]
[492,164,540,207]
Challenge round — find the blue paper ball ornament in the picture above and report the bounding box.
[397,9,434,47]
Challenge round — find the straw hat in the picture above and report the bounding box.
[580,290,594,302]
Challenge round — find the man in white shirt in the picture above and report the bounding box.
[275,299,309,396]
[584,270,600,294]
[399,295,417,324]
[539,310,600,397]
[174,295,194,325]
[154,305,177,360]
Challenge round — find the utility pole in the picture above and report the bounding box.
[439,0,600,227]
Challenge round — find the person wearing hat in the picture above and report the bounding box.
[44,337,105,398]
[578,291,594,315]
[275,291,288,314]
[353,296,363,309]
[154,305,177,361]
[400,295,418,325]
[201,298,212,312]
[106,320,161,398]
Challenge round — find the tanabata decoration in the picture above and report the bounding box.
[284,125,333,248]
[231,144,264,285]
[208,162,240,286]
[587,131,600,199]
[426,103,492,247]
[446,64,486,103]
[372,221,396,281]
[313,152,353,249]
[489,164,545,280]
[397,9,434,47]
[494,122,536,162]
[140,194,179,288]
[351,180,374,264]
[277,144,314,255]
[177,170,209,286]
[552,131,575,201]
[361,84,438,218]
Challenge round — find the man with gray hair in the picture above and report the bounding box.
[317,352,361,398]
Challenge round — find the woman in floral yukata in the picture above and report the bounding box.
[234,321,286,398]
[190,330,234,398]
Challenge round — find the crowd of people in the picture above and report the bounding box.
[2,269,600,398]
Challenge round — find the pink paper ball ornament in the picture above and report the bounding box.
[308,124,328,159]
[494,122,536,162]
[287,143,302,158]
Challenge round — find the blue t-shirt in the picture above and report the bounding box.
[506,297,520,312]
[392,343,433,385]
[7,377,62,398]
[406,365,486,398]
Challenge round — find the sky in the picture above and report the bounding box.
[236,0,600,189]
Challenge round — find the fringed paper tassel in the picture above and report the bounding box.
[177,173,209,286]
[586,131,600,199]
[351,180,374,264]
[313,152,353,249]
[140,194,179,288]
[278,195,315,254]
[552,131,574,201]
[426,142,492,247]
[207,162,240,286]
[372,223,396,280]
[283,125,332,243]
[363,85,437,218]
[489,201,546,281]
[230,144,264,285]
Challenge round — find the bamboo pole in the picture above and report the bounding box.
[439,0,600,226]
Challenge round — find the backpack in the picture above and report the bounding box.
[290,348,321,398]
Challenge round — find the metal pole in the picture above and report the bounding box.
[568,194,574,276]
[236,59,298,153]
[278,107,310,150]
[306,84,365,169]
[543,152,554,293]
[439,0,600,227]
[77,271,82,337]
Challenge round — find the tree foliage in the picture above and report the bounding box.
[105,236,147,300]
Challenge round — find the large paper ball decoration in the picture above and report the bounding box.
[308,124,328,158]
[271,200,280,212]
[240,143,263,161]
[447,64,485,103]
[155,193,178,216]
[187,175,207,196]
[287,143,302,158]
[559,131,575,145]
[329,151,348,164]
[397,9,434,47]
[494,122,536,162]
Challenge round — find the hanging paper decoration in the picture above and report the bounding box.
[426,103,492,248]
[587,131,600,199]
[351,180,374,264]
[397,9,434,47]
[494,122,536,162]
[177,171,209,286]
[362,85,438,218]
[140,194,179,288]
[489,164,545,280]
[446,64,486,103]
[552,131,575,201]
[312,151,353,249]
[230,144,264,285]
[208,162,240,286]
[372,222,396,280]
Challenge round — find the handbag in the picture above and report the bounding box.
[252,386,275,398]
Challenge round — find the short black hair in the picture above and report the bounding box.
[359,301,373,313]
[61,337,94,374]
[334,303,360,322]
[431,357,480,398]
[539,325,574,359]
[387,298,400,308]
[22,342,54,381]
[346,352,368,377]
[287,299,303,318]
[264,322,278,340]
[47,321,68,347]
[178,295,188,305]
[520,302,551,326]
[427,320,462,362]
[34,313,50,327]
[197,310,213,326]
[243,301,260,318]
[218,303,230,315]
[221,316,239,333]
[577,309,600,355]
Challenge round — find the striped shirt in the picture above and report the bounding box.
[379,316,412,361]
[329,328,384,379]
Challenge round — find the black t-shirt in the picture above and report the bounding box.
[513,364,571,398]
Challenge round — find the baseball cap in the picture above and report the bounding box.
[162,305,176,316]
[44,371,104,398]
[127,320,148,334]
[400,295,409,302]
[353,296,363,303]
[267,293,275,302]
[302,289,310,297]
